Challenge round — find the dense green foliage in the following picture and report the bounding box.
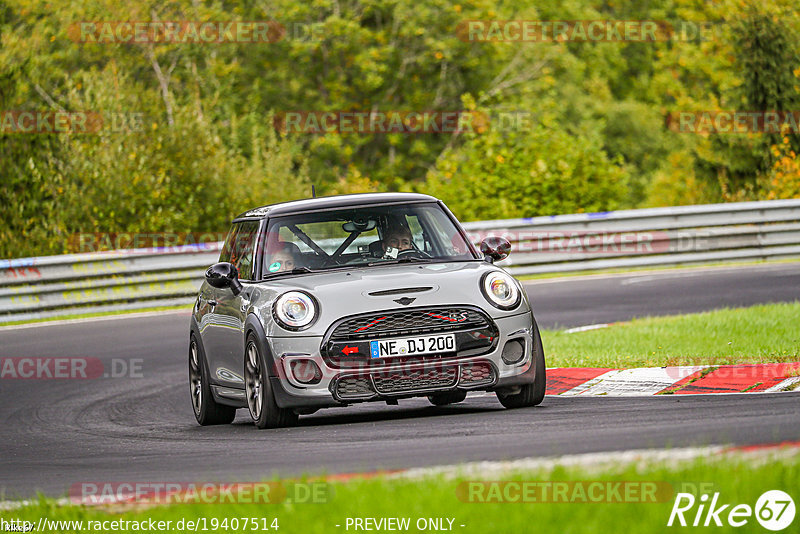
[1,0,799,258]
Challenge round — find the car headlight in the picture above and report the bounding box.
[273,291,318,330]
[480,271,521,310]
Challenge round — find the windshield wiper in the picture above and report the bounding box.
[262,266,316,279]
[396,256,437,263]
[366,257,438,266]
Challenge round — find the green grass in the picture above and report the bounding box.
[542,301,800,368]
[3,452,798,534]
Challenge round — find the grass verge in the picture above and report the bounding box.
[542,301,800,368]
[2,450,798,533]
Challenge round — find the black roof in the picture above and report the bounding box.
[233,192,438,221]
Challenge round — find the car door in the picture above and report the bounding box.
[202,221,260,390]
[199,224,237,371]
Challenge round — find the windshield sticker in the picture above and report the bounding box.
[268,262,281,272]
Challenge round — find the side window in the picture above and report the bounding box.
[421,207,472,258]
[228,221,260,281]
[218,225,239,263]
[406,215,427,252]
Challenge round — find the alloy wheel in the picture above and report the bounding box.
[189,339,203,416]
[245,341,263,420]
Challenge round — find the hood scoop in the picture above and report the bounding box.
[368,286,433,296]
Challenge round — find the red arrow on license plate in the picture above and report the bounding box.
[342,345,359,355]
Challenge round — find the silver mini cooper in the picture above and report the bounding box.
[189,193,545,428]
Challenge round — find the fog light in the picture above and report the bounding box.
[501,339,525,364]
[290,359,323,385]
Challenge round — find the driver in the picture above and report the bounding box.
[382,226,413,257]
[266,241,301,273]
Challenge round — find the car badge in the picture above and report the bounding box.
[394,297,416,306]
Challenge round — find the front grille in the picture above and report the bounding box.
[331,361,497,400]
[329,306,491,342]
[460,362,494,386]
[335,377,374,398]
[372,366,458,394]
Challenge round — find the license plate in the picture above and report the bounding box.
[369,334,456,358]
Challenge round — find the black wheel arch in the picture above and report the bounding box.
[243,313,280,378]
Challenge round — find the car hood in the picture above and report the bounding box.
[247,261,530,336]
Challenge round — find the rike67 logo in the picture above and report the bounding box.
[668,490,795,530]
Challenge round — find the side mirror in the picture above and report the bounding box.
[205,262,243,295]
[480,236,511,263]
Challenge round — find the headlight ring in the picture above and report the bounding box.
[480,271,521,310]
[273,291,318,330]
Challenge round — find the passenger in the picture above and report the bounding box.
[266,241,302,273]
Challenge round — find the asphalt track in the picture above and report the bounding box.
[1,262,798,499]
[525,261,800,328]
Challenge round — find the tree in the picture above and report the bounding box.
[423,101,628,221]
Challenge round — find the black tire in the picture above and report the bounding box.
[244,335,298,429]
[189,335,236,425]
[496,324,546,409]
[428,390,468,406]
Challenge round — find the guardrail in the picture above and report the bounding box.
[2,199,799,322]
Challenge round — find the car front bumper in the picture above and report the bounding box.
[266,312,539,409]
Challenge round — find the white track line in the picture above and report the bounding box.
[394,444,800,481]
[560,369,622,395]
[394,446,728,480]
[563,323,611,334]
[764,376,800,392]
[561,366,708,396]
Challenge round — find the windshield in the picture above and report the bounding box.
[259,203,477,277]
